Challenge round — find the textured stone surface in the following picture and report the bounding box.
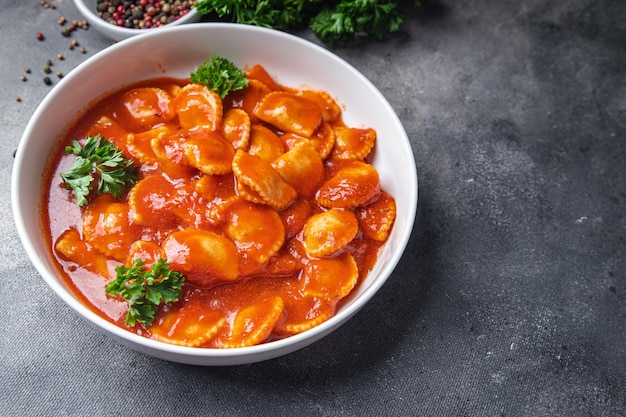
[1,0,624,415]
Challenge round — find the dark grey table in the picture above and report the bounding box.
[2,1,624,415]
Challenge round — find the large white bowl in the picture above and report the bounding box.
[73,0,202,41]
[12,23,418,366]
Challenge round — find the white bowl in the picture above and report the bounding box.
[73,0,201,41]
[12,23,418,366]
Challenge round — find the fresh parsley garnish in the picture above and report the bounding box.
[194,0,419,45]
[106,258,185,327]
[190,56,249,98]
[60,134,138,207]
[310,0,405,44]
[195,0,311,30]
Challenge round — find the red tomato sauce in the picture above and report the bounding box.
[41,66,396,348]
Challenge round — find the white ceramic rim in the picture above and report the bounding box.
[12,23,418,365]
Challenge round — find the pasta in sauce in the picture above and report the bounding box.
[43,64,396,348]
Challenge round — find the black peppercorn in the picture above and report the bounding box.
[95,0,197,29]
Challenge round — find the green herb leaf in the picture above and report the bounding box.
[194,0,417,45]
[106,258,185,327]
[190,56,249,98]
[60,134,138,207]
[310,0,405,45]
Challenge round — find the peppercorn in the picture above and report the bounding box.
[36,32,45,41]
[57,53,64,60]
[25,67,31,73]
[56,71,63,78]
[80,47,87,54]
[43,76,52,86]
[46,59,53,66]
[20,75,27,81]
[59,16,67,25]
[15,97,21,103]
[43,65,51,73]
[96,0,197,29]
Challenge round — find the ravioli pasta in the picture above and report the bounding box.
[45,63,397,348]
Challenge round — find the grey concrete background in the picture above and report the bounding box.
[1,0,625,415]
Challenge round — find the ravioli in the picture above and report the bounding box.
[47,63,396,349]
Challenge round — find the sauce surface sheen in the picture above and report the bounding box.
[43,66,396,348]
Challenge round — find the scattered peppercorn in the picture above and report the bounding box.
[57,53,64,60]
[25,67,31,73]
[15,96,21,103]
[36,32,45,41]
[43,76,53,86]
[43,65,52,74]
[80,47,87,54]
[60,19,89,36]
[59,16,67,25]
[56,71,63,78]
[46,59,53,66]
[69,44,74,50]
[72,39,79,46]
[20,75,27,82]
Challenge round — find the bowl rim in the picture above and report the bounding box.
[11,22,418,365]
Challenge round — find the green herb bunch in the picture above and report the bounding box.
[60,134,138,207]
[194,0,420,45]
[190,56,249,98]
[106,258,185,327]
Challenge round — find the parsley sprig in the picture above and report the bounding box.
[106,258,185,327]
[195,0,312,30]
[190,56,249,98]
[194,0,419,45]
[310,0,405,44]
[60,134,138,207]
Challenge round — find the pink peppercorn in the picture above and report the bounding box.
[36,32,45,41]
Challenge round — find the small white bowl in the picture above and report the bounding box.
[73,0,202,41]
[12,23,418,366]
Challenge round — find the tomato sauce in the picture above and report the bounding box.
[41,65,396,348]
